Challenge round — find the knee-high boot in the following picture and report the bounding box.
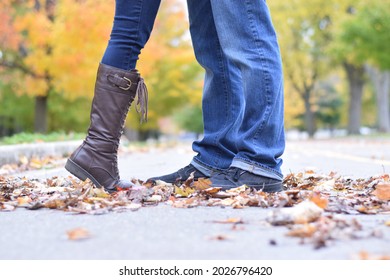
[65,63,147,193]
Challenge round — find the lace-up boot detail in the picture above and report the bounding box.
[65,63,148,193]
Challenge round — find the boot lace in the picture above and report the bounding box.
[135,77,148,123]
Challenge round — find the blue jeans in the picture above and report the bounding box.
[101,0,161,70]
[102,0,285,180]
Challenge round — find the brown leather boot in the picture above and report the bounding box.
[65,63,148,193]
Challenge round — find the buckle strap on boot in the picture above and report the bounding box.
[105,68,148,123]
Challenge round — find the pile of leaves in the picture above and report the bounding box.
[0,155,65,176]
[1,170,390,249]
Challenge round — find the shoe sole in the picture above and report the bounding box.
[215,182,282,193]
[65,158,102,188]
[250,182,282,192]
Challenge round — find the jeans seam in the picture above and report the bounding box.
[244,0,272,144]
[213,29,230,166]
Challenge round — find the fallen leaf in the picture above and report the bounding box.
[212,218,243,224]
[66,228,91,241]
[286,224,316,238]
[372,183,390,201]
[174,186,195,197]
[193,178,212,191]
[309,192,328,209]
[267,200,323,225]
[220,198,235,206]
[17,196,32,206]
[226,185,247,193]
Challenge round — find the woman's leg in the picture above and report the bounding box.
[102,0,161,70]
[66,0,161,193]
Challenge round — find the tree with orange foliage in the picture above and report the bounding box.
[1,0,202,135]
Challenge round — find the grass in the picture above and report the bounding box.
[0,132,85,145]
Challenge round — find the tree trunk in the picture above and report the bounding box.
[34,95,48,133]
[365,66,390,133]
[303,91,316,138]
[344,62,365,135]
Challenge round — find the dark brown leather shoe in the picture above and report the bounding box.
[65,63,148,193]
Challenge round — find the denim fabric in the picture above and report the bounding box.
[101,0,161,70]
[101,0,285,180]
[188,0,285,180]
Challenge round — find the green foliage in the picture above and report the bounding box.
[337,3,390,70]
[0,131,85,145]
[0,82,34,135]
[173,104,203,135]
[315,83,343,129]
[47,91,90,133]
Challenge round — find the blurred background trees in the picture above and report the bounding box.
[0,0,389,140]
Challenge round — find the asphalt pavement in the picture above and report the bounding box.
[1,138,390,260]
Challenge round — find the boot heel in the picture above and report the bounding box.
[65,159,102,188]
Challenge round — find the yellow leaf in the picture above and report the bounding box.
[174,186,195,197]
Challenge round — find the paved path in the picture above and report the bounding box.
[1,138,390,260]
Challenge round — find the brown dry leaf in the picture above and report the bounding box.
[212,218,243,224]
[203,187,221,195]
[384,221,390,226]
[44,199,66,209]
[286,224,316,238]
[309,192,328,209]
[193,178,212,191]
[183,172,195,188]
[67,228,91,241]
[372,183,390,201]
[17,196,32,206]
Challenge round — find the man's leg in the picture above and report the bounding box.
[147,0,244,184]
[208,0,285,191]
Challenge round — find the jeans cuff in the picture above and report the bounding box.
[231,158,283,180]
[191,158,222,177]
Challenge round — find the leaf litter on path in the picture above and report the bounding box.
[1,170,390,250]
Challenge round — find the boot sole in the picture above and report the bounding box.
[65,159,102,188]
